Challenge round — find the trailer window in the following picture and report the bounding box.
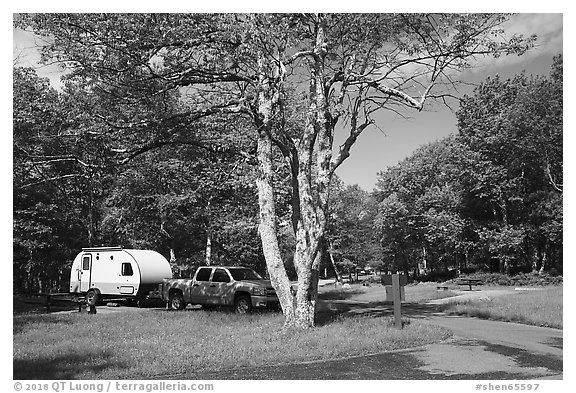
[82,256,90,270]
[212,268,230,283]
[121,263,133,276]
[195,267,212,282]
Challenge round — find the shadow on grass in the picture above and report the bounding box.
[544,337,563,350]
[14,350,128,380]
[13,314,76,335]
[479,341,563,374]
[315,299,445,326]
[317,288,366,301]
[13,295,79,315]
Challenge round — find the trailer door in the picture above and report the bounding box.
[119,262,138,295]
[79,254,92,292]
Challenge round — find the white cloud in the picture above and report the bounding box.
[468,13,563,73]
[504,13,563,54]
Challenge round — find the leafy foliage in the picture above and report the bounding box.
[373,57,563,277]
[327,180,381,277]
[13,65,267,291]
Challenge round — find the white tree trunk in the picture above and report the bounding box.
[205,231,212,266]
[255,130,296,322]
[252,16,335,329]
[539,242,548,275]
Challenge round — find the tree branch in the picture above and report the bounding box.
[546,163,563,193]
[330,121,372,174]
[95,100,245,130]
[18,174,87,189]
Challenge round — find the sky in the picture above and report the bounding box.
[12,12,564,192]
[333,13,564,190]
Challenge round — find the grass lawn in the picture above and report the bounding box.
[13,307,452,380]
[404,282,460,303]
[439,285,562,329]
[15,282,561,379]
[318,281,563,330]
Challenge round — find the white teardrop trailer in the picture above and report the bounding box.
[69,246,173,307]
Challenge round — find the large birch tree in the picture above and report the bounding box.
[17,13,535,328]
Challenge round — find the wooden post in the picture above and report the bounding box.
[392,274,402,329]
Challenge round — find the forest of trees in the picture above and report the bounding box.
[334,56,563,279]
[13,14,559,327]
[14,65,265,291]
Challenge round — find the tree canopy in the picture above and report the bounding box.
[373,55,563,277]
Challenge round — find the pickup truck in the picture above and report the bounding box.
[162,266,279,313]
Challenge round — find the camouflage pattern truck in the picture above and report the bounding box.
[162,266,279,313]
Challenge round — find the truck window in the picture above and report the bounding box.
[82,256,90,270]
[196,267,212,282]
[229,268,262,281]
[121,263,133,276]
[212,268,230,283]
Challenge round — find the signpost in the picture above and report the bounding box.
[382,273,407,329]
[392,274,402,329]
[381,274,408,286]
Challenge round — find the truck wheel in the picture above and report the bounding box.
[86,290,99,307]
[234,295,252,314]
[169,291,186,311]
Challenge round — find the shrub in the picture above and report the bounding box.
[450,272,562,286]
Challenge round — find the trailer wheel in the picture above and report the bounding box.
[169,291,186,311]
[234,295,252,314]
[85,290,99,307]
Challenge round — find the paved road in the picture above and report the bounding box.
[427,315,562,357]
